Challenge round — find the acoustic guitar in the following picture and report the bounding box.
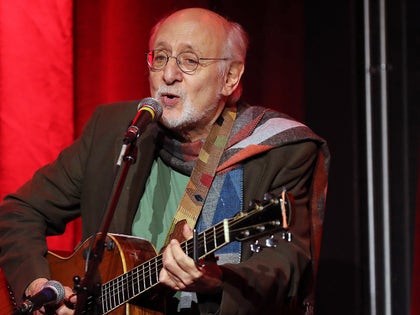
[4,193,291,314]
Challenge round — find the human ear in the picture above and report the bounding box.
[221,61,244,96]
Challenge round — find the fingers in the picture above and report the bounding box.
[50,286,76,315]
[160,239,202,290]
[182,222,194,239]
[25,278,49,297]
[55,302,75,315]
[160,229,223,294]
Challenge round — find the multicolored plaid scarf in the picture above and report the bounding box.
[160,102,329,269]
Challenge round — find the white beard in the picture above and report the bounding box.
[155,86,222,131]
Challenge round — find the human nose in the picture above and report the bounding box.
[162,56,183,84]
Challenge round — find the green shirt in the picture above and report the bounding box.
[131,157,189,251]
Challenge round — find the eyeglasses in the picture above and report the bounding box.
[146,50,229,74]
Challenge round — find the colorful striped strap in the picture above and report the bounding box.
[164,105,237,245]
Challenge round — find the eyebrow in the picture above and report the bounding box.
[153,42,200,54]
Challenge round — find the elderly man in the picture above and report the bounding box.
[0,7,329,315]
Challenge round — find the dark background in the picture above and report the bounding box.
[209,1,419,314]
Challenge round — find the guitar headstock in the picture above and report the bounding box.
[228,191,293,242]
[184,190,294,263]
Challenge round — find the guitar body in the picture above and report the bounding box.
[48,233,164,315]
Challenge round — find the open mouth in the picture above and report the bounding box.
[160,92,180,106]
[162,92,178,99]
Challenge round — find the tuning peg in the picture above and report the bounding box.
[282,231,292,242]
[247,200,256,212]
[263,192,275,202]
[250,240,262,253]
[247,199,263,212]
[250,235,279,253]
[240,229,250,238]
[263,193,271,199]
[256,225,266,232]
[265,235,278,248]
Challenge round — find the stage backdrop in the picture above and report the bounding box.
[0,1,77,250]
[0,0,212,251]
[0,0,305,252]
[1,1,419,313]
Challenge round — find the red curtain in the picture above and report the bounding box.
[0,1,74,193]
[0,1,211,252]
[0,1,76,251]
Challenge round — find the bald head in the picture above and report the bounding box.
[150,9,226,57]
[161,7,230,29]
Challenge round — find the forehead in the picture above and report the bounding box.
[151,12,227,54]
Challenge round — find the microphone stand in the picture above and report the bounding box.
[73,134,139,315]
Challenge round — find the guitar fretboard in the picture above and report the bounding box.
[100,219,230,314]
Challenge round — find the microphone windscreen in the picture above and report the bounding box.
[43,280,65,304]
[137,97,163,120]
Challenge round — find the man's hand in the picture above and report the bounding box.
[25,278,76,315]
[159,223,223,293]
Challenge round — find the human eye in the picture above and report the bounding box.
[153,51,168,65]
[179,52,199,65]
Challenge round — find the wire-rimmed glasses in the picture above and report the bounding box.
[146,50,229,74]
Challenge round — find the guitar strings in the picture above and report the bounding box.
[100,203,274,312]
[100,222,229,311]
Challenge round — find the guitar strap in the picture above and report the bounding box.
[164,105,236,245]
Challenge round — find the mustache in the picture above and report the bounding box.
[156,86,185,99]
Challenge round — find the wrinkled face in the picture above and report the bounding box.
[148,10,230,140]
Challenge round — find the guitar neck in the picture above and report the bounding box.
[100,219,230,314]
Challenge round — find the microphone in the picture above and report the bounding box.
[123,97,163,144]
[14,280,65,314]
